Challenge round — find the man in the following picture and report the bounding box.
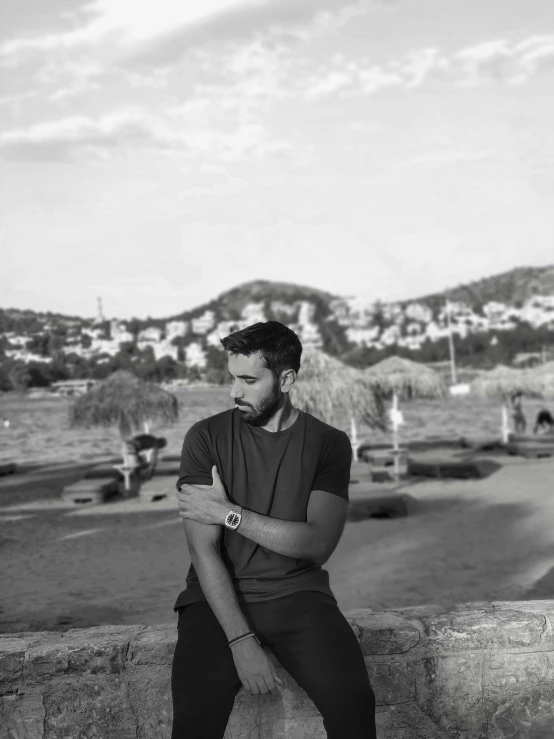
[533,408,554,434]
[131,433,167,473]
[172,321,376,739]
[510,391,527,434]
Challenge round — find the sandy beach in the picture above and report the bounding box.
[2,445,554,634]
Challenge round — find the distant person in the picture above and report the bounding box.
[533,409,554,435]
[132,433,166,462]
[131,434,167,477]
[172,321,376,739]
[510,392,527,434]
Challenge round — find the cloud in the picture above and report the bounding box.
[0,108,291,162]
[454,39,514,84]
[400,48,449,88]
[0,0,368,69]
[0,0,369,128]
[297,34,554,100]
[515,35,554,77]
[454,36,554,85]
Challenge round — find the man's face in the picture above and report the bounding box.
[228,352,283,426]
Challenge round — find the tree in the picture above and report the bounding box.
[81,333,92,349]
[26,361,53,387]
[140,356,179,383]
[26,334,51,357]
[8,363,31,392]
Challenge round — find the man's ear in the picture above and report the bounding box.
[280,369,297,394]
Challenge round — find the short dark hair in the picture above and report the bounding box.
[221,321,302,378]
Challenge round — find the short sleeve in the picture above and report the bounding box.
[311,430,352,501]
[176,423,214,490]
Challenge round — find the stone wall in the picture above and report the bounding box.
[2,600,554,739]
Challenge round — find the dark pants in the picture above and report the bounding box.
[171,590,376,739]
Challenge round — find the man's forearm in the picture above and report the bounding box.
[191,548,252,641]
[238,509,322,562]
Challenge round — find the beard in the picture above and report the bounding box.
[237,380,282,426]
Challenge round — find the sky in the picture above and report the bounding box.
[0,0,553,319]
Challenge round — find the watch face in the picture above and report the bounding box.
[226,512,241,528]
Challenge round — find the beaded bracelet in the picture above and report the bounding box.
[228,631,260,648]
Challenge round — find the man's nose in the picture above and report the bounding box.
[230,382,242,400]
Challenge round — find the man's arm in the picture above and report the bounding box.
[237,490,348,565]
[182,488,251,641]
[182,503,283,696]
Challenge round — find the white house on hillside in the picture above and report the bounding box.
[270,300,297,319]
[299,323,323,349]
[241,302,267,325]
[138,327,162,343]
[191,311,216,334]
[152,342,178,361]
[185,342,207,368]
[165,321,189,339]
[404,302,433,323]
[346,327,380,346]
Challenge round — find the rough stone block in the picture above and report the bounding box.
[484,652,554,695]
[368,661,416,705]
[24,626,136,680]
[487,686,554,739]
[423,609,547,651]
[269,717,325,738]
[0,638,28,694]
[389,604,448,620]
[345,611,421,655]
[0,692,45,739]
[225,668,324,739]
[43,674,137,739]
[376,702,449,739]
[412,653,488,738]
[24,637,70,680]
[3,603,554,738]
[128,624,175,666]
[126,665,172,739]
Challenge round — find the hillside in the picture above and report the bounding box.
[167,280,337,323]
[415,265,554,313]
[1,264,554,391]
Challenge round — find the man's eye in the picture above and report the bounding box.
[245,380,255,385]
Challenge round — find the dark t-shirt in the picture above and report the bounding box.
[173,408,351,610]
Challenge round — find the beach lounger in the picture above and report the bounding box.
[348,493,409,521]
[365,449,409,482]
[458,437,505,452]
[508,434,554,445]
[407,457,490,479]
[61,478,120,505]
[505,441,554,459]
[0,462,17,477]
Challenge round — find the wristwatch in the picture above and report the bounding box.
[224,504,243,530]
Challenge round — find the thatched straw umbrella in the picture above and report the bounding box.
[69,371,179,491]
[469,365,543,441]
[364,356,448,477]
[290,349,386,457]
[69,370,179,440]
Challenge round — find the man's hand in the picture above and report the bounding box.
[231,637,282,697]
[176,465,230,525]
